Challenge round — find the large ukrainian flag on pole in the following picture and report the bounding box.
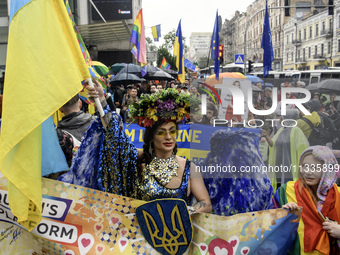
[0,0,91,231]
[173,20,185,83]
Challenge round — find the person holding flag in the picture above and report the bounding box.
[173,20,185,83]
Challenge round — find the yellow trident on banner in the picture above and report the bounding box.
[142,203,188,255]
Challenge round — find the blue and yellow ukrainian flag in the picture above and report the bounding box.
[173,20,185,83]
[0,0,91,231]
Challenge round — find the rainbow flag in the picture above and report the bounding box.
[130,8,147,76]
[131,45,137,60]
[160,57,171,70]
[0,0,91,231]
[173,20,185,83]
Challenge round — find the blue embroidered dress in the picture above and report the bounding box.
[201,128,273,216]
[59,113,191,202]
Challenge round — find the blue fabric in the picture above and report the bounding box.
[58,116,105,189]
[210,10,220,80]
[261,1,274,77]
[9,0,32,25]
[201,128,273,216]
[41,116,69,176]
[175,20,184,76]
[156,24,161,38]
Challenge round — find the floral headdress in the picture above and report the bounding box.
[128,88,200,127]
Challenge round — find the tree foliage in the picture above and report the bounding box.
[156,30,188,70]
[197,57,214,69]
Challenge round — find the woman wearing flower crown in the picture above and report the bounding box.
[59,82,212,213]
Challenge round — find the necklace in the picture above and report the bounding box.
[146,155,179,186]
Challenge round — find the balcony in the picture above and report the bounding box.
[313,54,325,60]
[292,39,302,45]
[320,29,333,37]
[296,58,307,64]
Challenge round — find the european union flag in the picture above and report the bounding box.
[261,1,274,77]
[211,10,220,80]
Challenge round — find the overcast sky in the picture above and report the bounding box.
[142,0,255,44]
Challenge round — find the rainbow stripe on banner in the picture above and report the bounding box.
[160,57,171,70]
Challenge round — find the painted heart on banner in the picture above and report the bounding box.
[214,246,229,255]
[208,236,239,255]
[109,213,122,227]
[95,244,105,255]
[257,247,273,255]
[198,242,208,255]
[120,228,129,237]
[241,246,250,255]
[94,223,103,236]
[78,233,94,255]
[118,236,129,253]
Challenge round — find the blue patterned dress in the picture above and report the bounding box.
[59,112,191,202]
[201,128,273,216]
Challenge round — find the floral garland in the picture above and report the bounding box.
[128,88,200,127]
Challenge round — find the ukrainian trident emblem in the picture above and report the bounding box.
[136,199,193,255]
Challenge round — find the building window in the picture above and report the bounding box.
[338,40,340,52]
[322,21,325,31]
[316,24,319,36]
[303,48,305,59]
[315,45,318,56]
[275,33,277,42]
[278,32,280,42]
[308,47,311,58]
[291,32,294,42]
[299,31,301,41]
[278,48,280,58]
[287,34,289,44]
[310,27,312,38]
[291,52,294,61]
[328,42,331,54]
[275,49,277,58]
[304,28,306,40]
[298,50,301,59]
[321,44,324,56]
[329,19,333,30]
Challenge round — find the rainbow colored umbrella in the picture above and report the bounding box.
[91,61,109,76]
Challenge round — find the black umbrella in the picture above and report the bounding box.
[147,70,175,81]
[110,73,144,86]
[164,69,178,78]
[116,64,142,77]
[306,79,340,95]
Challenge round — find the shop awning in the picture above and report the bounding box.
[78,20,131,44]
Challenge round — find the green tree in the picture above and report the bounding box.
[197,57,214,69]
[157,30,188,70]
[157,46,176,69]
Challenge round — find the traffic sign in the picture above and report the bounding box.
[235,54,244,64]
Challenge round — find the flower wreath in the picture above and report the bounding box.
[128,88,200,127]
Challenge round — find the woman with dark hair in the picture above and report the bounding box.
[59,84,212,213]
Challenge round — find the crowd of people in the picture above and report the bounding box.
[1,71,340,254]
